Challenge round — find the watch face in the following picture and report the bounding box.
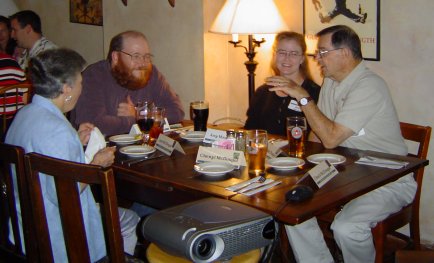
[300,97,312,106]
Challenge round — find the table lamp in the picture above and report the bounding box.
[209,0,288,102]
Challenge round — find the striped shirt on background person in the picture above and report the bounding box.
[0,53,26,116]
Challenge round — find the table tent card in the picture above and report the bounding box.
[267,139,288,159]
[297,160,339,189]
[203,128,227,144]
[196,146,247,167]
[155,134,185,156]
[129,124,142,135]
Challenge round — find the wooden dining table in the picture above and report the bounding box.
[111,128,429,226]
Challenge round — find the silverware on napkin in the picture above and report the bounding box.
[355,156,409,169]
[121,153,165,166]
[241,181,281,196]
[237,178,274,193]
[225,175,266,192]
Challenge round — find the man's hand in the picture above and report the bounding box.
[91,146,116,167]
[78,122,95,146]
[266,76,310,100]
[117,95,136,117]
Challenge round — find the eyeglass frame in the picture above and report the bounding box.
[314,48,343,58]
[275,49,303,59]
[118,50,154,63]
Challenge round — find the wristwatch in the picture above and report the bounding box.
[299,96,313,106]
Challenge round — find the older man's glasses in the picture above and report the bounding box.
[314,48,343,58]
[275,49,302,59]
[119,50,153,63]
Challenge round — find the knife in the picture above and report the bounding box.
[121,153,165,166]
[225,176,264,192]
[237,179,275,193]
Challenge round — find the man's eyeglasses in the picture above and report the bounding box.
[275,49,303,59]
[314,48,343,58]
[119,50,154,63]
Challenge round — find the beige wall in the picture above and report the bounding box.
[13,0,204,112]
[8,0,434,245]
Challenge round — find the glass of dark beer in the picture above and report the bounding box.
[191,100,209,131]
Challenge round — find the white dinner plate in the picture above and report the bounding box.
[267,157,305,171]
[119,145,156,157]
[194,162,234,176]
[109,134,141,145]
[307,153,346,165]
[180,131,206,142]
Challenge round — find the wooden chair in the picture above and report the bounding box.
[0,83,33,140]
[318,122,431,263]
[24,152,126,263]
[395,250,434,263]
[372,122,431,262]
[0,143,38,262]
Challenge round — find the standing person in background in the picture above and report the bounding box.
[71,30,184,136]
[9,10,57,71]
[6,48,139,261]
[270,25,412,263]
[244,31,320,136]
[0,16,17,56]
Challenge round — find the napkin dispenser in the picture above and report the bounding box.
[141,198,275,263]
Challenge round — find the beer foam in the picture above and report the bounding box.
[192,103,208,110]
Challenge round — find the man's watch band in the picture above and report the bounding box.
[299,96,313,106]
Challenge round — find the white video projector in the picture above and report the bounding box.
[141,197,276,262]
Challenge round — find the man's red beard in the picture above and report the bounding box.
[111,60,152,90]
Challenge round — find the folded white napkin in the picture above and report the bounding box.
[355,156,409,169]
[85,127,106,164]
[129,124,142,135]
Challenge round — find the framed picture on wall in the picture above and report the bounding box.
[70,0,103,26]
[304,0,380,61]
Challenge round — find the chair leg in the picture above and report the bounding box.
[373,230,385,263]
[410,221,421,250]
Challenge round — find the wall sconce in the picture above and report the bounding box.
[209,0,288,103]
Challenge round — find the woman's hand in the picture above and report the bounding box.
[78,123,95,145]
[91,146,116,167]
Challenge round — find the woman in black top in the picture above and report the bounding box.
[244,32,320,136]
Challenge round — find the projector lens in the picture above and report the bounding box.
[193,235,215,259]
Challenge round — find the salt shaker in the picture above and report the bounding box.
[226,129,236,150]
[235,130,245,152]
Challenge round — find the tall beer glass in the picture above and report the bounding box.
[245,130,268,175]
[287,116,307,158]
[191,101,209,131]
[149,107,165,145]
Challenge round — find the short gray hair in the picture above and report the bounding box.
[29,48,86,99]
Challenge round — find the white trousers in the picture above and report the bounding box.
[119,207,140,255]
[285,174,417,263]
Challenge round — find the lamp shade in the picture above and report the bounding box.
[209,0,288,35]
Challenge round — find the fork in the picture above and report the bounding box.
[231,175,266,192]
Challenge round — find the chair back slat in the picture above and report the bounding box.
[0,83,33,138]
[0,143,38,262]
[25,152,125,263]
[400,122,431,159]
